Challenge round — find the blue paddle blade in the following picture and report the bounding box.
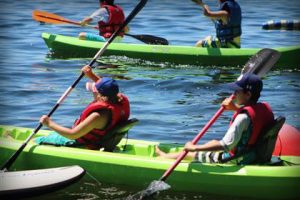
[126,180,170,200]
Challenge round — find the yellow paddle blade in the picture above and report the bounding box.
[32,10,79,25]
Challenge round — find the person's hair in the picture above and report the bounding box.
[97,93,122,104]
[100,0,114,5]
[243,89,260,104]
[250,92,260,104]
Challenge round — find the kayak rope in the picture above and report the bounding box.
[85,171,102,186]
[277,135,283,157]
[122,132,129,152]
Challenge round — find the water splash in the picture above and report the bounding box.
[126,180,171,200]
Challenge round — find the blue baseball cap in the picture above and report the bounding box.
[227,73,263,95]
[86,77,119,97]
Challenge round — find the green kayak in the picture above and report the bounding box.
[1,125,299,199]
[42,32,300,69]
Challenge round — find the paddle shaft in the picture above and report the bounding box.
[160,94,234,181]
[1,0,148,171]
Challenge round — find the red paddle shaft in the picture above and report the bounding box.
[160,94,235,181]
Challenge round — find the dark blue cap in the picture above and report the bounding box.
[86,77,119,97]
[228,73,263,95]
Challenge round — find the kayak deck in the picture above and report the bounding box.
[42,32,300,69]
[0,125,300,199]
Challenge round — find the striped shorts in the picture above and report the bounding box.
[201,36,240,48]
[194,151,231,163]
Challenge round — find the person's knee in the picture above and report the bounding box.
[78,32,86,40]
[195,40,204,47]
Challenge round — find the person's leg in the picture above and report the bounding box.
[78,32,106,42]
[155,145,196,159]
[78,32,87,40]
[34,132,77,146]
[195,36,221,48]
[226,37,241,48]
[195,151,224,163]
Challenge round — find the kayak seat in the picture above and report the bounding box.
[221,116,286,164]
[98,118,139,152]
[254,116,286,164]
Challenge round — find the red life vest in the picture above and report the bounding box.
[98,5,125,38]
[74,94,130,149]
[229,102,274,154]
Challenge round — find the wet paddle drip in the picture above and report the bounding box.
[126,181,170,200]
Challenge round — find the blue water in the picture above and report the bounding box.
[0,0,299,199]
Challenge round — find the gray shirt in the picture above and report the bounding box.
[220,113,250,151]
[89,8,109,23]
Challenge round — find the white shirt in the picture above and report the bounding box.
[90,8,109,23]
[220,113,251,151]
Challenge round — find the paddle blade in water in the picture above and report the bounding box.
[241,48,281,78]
[126,180,171,200]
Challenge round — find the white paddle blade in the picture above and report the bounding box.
[241,48,281,78]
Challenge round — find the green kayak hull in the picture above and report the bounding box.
[1,125,300,199]
[42,32,300,69]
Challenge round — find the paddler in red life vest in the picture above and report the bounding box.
[79,0,129,42]
[192,0,242,48]
[36,65,130,150]
[156,73,275,164]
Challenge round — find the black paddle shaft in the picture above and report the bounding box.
[125,33,169,45]
[1,0,148,171]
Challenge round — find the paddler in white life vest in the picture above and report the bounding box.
[79,0,129,42]
[36,65,130,150]
[156,73,275,164]
[193,0,242,48]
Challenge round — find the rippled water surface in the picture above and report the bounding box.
[0,0,299,199]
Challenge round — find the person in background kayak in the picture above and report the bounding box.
[35,65,130,150]
[79,0,128,42]
[156,73,275,164]
[192,0,242,48]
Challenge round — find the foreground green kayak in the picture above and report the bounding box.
[1,125,300,199]
[42,32,300,69]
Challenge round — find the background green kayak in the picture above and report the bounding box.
[42,32,300,69]
[0,125,299,200]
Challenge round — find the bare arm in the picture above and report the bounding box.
[39,110,110,140]
[80,8,107,26]
[82,65,100,82]
[184,140,224,152]
[192,0,228,23]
